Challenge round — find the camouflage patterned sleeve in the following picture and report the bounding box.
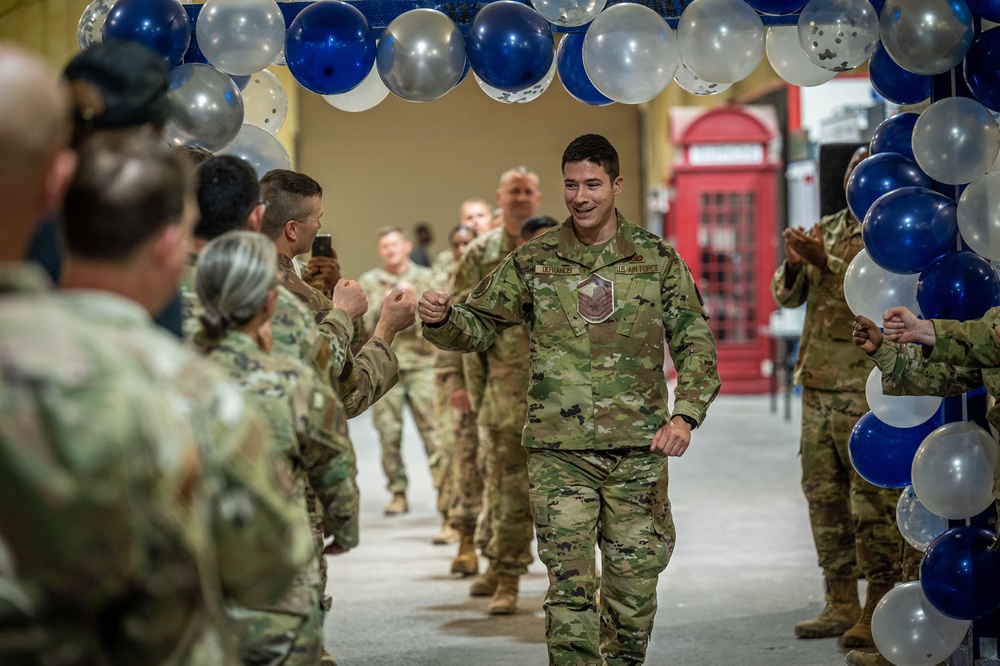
[662,256,720,424]
[339,338,400,418]
[314,307,354,376]
[299,379,359,550]
[871,340,983,397]
[423,254,527,353]
[198,383,314,608]
[771,260,808,309]
[435,349,466,397]
[461,350,488,412]
[927,316,1000,368]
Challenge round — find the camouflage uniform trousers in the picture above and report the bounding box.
[479,427,534,577]
[447,410,484,534]
[527,448,674,666]
[434,374,457,517]
[801,387,903,584]
[373,366,441,497]
[227,585,323,666]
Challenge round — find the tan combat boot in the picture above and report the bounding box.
[841,582,894,647]
[451,532,479,576]
[487,575,519,615]
[469,565,498,596]
[844,650,889,666]
[432,519,457,545]
[795,577,861,638]
[384,492,408,515]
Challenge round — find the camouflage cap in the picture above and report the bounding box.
[64,40,172,129]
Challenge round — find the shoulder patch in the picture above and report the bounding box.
[535,265,580,275]
[470,273,494,299]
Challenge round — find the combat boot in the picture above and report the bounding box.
[795,577,861,638]
[451,532,479,576]
[432,519,457,545]
[844,650,889,666]
[321,649,338,665]
[841,582,894,647]
[487,575,519,615]
[384,492,408,515]
[469,566,498,597]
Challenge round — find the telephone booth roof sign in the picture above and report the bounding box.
[671,105,780,171]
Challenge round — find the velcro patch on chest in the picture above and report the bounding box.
[535,265,580,275]
[616,265,658,275]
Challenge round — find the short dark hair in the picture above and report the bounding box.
[562,134,619,181]
[259,169,323,240]
[520,215,559,241]
[376,226,406,241]
[194,156,260,241]
[62,133,192,261]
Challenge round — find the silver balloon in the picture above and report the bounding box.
[865,368,941,430]
[843,249,922,322]
[896,486,949,552]
[242,69,287,134]
[218,124,291,179]
[911,421,998,520]
[197,0,286,76]
[323,63,390,112]
[376,9,466,103]
[673,60,731,96]
[582,3,678,104]
[475,59,555,103]
[77,0,112,51]
[797,0,880,72]
[881,0,974,76]
[872,582,970,666]
[163,63,244,152]
[531,0,607,28]
[765,26,837,87]
[958,171,1000,261]
[677,0,765,84]
[912,97,1000,185]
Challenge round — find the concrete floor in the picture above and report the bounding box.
[323,393,864,666]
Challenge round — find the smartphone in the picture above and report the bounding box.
[312,234,333,257]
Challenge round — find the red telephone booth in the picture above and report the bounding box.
[665,106,781,394]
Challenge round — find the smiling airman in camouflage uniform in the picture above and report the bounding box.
[419,135,719,665]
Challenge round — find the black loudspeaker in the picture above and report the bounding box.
[818,142,867,218]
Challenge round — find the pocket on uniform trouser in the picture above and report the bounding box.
[650,466,676,553]
[529,490,550,528]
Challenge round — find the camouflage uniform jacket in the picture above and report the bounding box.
[430,249,457,292]
[870,306,1000,431]
[423,213,721,450]
[181,255,355,383]
[430,251,468,399]
[358,262,437,372]
[451,226,530,432]
[276,253,400,417]
[0,263,312,666]
[771,208,869,392]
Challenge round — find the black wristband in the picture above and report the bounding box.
[676,414,698,429]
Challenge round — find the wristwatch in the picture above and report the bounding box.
[676,414,698,429]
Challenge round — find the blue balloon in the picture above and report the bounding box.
[466,1,554,93]
[869,43,931,105]
[964,28,1000,112]
[863,187,958,275]
[103,0,191,67]
[967,0,1000,21]
[869,0,886,13]
[921,526,1000,620]
[870,113,919,162]
[743,0,808,14]
[848,411,938,488]
[917,250,1000,321]
[285,1,375,95]
[847,153,930,223]
[556,33,613,107]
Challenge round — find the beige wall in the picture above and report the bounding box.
[298,75,643,280]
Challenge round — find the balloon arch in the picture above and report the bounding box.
[79,0,1000,663]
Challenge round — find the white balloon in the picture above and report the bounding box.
[765,26,837,87]
[197,0,286,76]
[865,367,942,429]
[911,421,998,520]
[323,64,389,113]
[77,0,112,51]
[843,249,922,323]
[242,69,287,134]
[896,485,949,552]
[531,0,607,28]
[217,124,291,179]
[872,582,970,666]
[677,0,765,84]
[958,171,1000,261]
[912,96,1000,186]
[475,59,556,103]
[673,60,731,96]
